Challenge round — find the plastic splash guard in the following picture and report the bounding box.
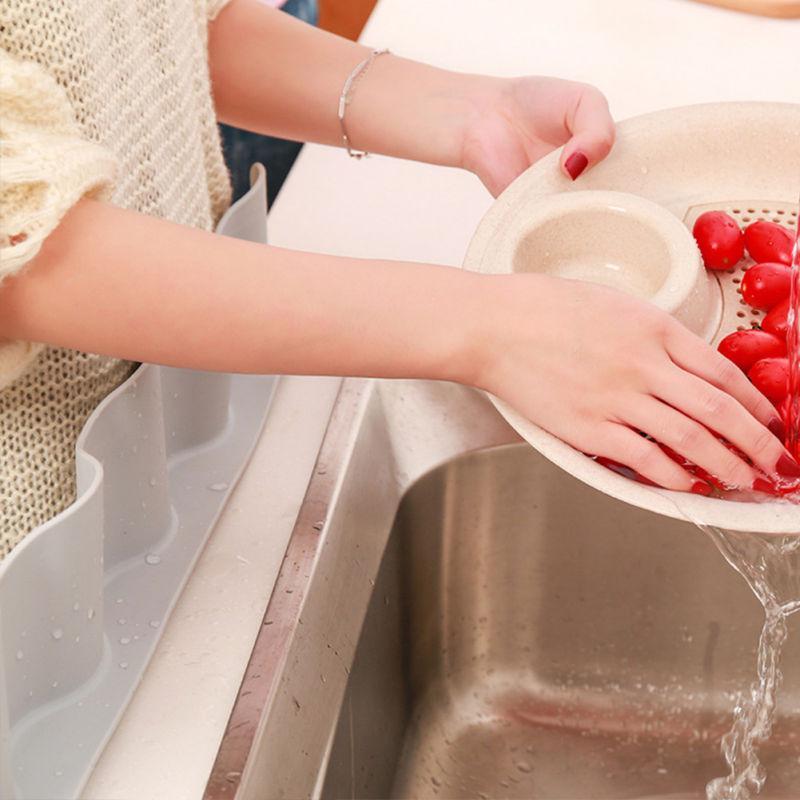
[0,166,276,800]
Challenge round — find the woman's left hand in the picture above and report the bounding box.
[459,76,616,196]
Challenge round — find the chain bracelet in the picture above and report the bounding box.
[337,48,390,159]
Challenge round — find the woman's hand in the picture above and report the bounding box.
[467,273,798,493]
[459,77,616,197]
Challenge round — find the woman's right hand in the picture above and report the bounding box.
[467,272,800,493]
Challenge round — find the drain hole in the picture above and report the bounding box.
[737,311,746,318]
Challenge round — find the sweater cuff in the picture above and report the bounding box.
[0,50,118,388]
[0,340,44,392]
[207,0,234,20]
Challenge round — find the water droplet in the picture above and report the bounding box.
[516,760,532,773]
[120,636,131,645]
[55,770,63,777]
[119,661,129,670]
[117,618,126,625]
[208,482,229,492]
[51,628,64,640]
[72,601,80,612]
[87,608,95,620]
[144,553,161,566]
[16,650,23,661]
[75,635,81,643]
[52,681,59,688]
[149,477,157,487]
[149,620,161,629]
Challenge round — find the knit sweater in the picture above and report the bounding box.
[0,0,233,557]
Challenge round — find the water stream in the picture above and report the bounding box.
[701,208,800,800]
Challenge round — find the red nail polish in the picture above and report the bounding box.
[776,453,800,479]
[752,477,775,494]
[691,480,712,496]
[564,151,589,180]
[768,417,785,440]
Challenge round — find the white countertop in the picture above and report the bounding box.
[84,2,799,797]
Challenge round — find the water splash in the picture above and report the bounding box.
[784,206,800,457]
[700,528,800,800]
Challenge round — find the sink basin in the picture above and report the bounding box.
[320,445,800,799]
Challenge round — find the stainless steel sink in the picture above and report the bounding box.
[204,381,800,800]
[320,444,800,800]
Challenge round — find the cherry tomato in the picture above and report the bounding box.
[744,220,794,266]
[593,456,658,487]
[740,262,791,310]
[717,329,786,371]
[692,211,745,270]
[748,357,789,405]
[762,298,791,340]
[658,443,727,491]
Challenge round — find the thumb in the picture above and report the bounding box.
[560,88,616,181]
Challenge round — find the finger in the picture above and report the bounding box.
[560,87,616,180]
[591,423,709,493]
[652,366,788,479]
[622,396,758,490]
[665,324,781,432]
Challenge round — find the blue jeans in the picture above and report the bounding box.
[219,0,319,206]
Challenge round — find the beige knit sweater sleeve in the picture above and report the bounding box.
[0,49,117,389]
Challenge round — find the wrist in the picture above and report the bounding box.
[435,271,513,391]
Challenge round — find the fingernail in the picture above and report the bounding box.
[690,480,712,496]
[768,417,785,440]
[564,151,589,180]
[776,453,800,479]
[752,477,774,494]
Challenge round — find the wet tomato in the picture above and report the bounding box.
[740,262,791,310]
[692,211,745,270]
[744,220,794,266]
[761,298,791,340]
[748,357,789,405]
[717,329,786,371]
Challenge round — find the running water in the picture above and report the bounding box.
[703,207,800,800]
[784,205,800,458]
[702,530,800,800]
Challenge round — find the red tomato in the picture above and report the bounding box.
[593,456,658,487]
[740,262,791,310]
[744,220,794,266]
[748,357,789,405]
[692,211,745,270]
[658,443,727,490]
[717,329,786,370]
[761,298,791,339]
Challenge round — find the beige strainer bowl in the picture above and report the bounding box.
[463,102,800,534]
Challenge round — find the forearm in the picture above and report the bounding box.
[208,0,492,167]
[0,199,483,382]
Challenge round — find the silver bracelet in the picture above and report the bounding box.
[337,48,390,159]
